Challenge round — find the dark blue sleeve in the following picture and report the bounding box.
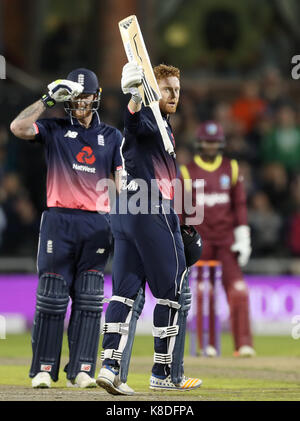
[124,105,158,138]
[112,129,123,172]
[34,118,55,145]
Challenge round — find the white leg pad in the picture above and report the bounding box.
[154,353,173,364]
[101,349,123,362]
[152,325,179,339]
[102,323,129,335]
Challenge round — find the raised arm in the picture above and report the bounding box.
[10,79,84,140]
[10,100,46,140]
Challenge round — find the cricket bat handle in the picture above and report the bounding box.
[149,101,175,157]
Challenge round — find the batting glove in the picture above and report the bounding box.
[41,79,84,108]
[121,62,143,103]
[230,225,252,267]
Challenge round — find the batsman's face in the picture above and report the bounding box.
[158,77,180,115]
[71,94,95,119]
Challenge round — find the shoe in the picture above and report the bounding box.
[234,345,256,357]
[96,365,134,395]
[204,345,217,357]
[150,374,202,391]
[66,372,97,388]
[32,372,51,388]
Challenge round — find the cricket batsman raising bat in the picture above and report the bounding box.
[118,15,175,157]
[97,16,202,395]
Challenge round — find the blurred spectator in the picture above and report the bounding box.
[100,91,125,130]
[287,174,300,256]
[260,105,300,173]
[260,163,291,214]
[237,160,257,198]
[0,207,7,249]
[0,173,39,256]
[178,92,200,146]
[0,125,9,179]
[248,191,282,256]
[225,133,257,164]
[248,109,275,162]
[261,67,291,114]
[175,145,192,167]
[231,79,267,135]
[213,101,237,137]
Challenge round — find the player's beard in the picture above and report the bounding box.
[160,101,178,115]
[72,107,92,120]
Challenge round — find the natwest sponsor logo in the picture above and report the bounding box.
[76,146,96,165]
[73,163,96,173]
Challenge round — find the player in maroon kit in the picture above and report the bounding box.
[180,121,255,357]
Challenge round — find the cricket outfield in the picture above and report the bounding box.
[0,333,300,401]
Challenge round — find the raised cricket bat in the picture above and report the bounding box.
[118,15,175,157]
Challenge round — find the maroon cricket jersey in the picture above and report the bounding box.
[179,154,248,245]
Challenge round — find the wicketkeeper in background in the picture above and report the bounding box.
[10,68,123,388]
[180,121,255,357]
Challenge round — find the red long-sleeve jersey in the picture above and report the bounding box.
[179,154,248,246]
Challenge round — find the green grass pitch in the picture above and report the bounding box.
[0,332,300,401]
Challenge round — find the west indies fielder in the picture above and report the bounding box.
[180,121,255,357]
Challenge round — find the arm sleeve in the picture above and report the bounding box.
[124,105,158,138]
[34,118,54,145]
[112,130,123,173]
[230,160,248,226]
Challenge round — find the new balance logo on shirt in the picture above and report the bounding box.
[96,248,105,254]
[64,130,78,139]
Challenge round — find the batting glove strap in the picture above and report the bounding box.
[101,349,123,361]
[152,325,179,339]
[102,322,129,335]
[41,94,56,108]
[154,352,173,364]
[130,87,142,104]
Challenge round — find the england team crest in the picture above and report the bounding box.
[98,134,105,146]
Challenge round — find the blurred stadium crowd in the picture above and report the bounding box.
[1,65,300,259]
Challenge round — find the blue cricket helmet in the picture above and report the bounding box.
[64,68,102,115]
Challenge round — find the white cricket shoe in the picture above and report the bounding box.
[32,372,51,388]
[66,372,97,388]
[96,365,134,395]
[205,345,218,357]
[237,345,256,357]
[150,374,202,391]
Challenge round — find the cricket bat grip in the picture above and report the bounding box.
[149,102,176,157]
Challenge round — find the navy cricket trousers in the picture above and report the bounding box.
[102,196,187,375]
[37,207,112,287]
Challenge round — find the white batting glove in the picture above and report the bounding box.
[121,62,143,103]
[230,225,252,267]
[48,79,84,102]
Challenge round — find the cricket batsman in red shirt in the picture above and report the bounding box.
[180,121,255,357]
